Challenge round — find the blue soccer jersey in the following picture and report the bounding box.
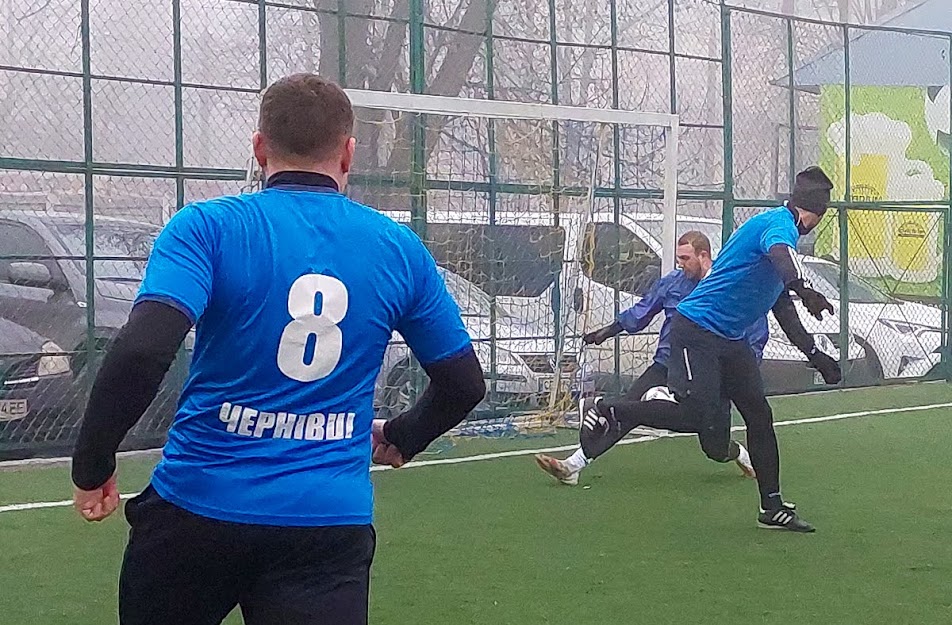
[137,177,472,527]
[676,207,799,340]
[618,269,770,365]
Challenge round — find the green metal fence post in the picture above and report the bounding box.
[786,17,796,186]
[610,0,622,391]
[80,0,96,387]
[945,36,952,380]
[408,0,426,240]
[720,1,734,241]
[839,24,851,385]
[548,0,563,372]
[486,0,499,415]
[667,0,677,115]
[337,0,348,86]
[173,0,184,211]
[407,0,428,407]
[258,0,268,89]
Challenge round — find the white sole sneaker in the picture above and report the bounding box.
[534,453,579,486]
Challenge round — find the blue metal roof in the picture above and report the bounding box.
[789,0,952,88]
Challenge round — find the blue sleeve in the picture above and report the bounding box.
[136,205,217,324]
[395,231,472,366]
[616,273,669,334]
[745,316,770,363]
[759,216,798,255]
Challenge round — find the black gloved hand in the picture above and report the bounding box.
[583,322,622,346]
[790,279,834,320]
[583,328,610,345]
[807,348,841,385]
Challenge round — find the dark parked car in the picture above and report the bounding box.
[0,317,76,458]
[0,211,188,458]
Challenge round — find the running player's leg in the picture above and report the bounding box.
[666,314,725,452]
[724,343,814,532]
[693,389,755,477]
[240,525,376,625]
[119,487,242,625]
[535,362,668,483]
[579,362,669,458]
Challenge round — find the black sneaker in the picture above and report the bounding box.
[578,397,614,459]
[758,503,815,533]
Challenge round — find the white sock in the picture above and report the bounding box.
[736,442,752,468]
[563,447,590,474]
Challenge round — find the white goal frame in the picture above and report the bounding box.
[344,88,681,272]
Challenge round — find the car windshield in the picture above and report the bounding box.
[53,223,158,281]
[803,260,891,304]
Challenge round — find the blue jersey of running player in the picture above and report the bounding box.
[677,207,798,341]
[618,269,769,364]
[137,176,471,527]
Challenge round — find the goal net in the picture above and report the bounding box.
[340,90,679,434]
[251,90,680,436]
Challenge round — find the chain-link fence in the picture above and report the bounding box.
[1,0,950,458]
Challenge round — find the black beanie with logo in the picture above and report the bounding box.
[790,166,833,215]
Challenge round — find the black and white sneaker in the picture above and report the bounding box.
[578,397,615,459]
[757,503,815,533]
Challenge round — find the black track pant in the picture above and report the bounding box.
[666,313,780,508]
[584,362,668,459]
[594,364,734,460]
[119,486,376,625]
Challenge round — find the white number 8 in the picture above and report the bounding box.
[277,274,349,382]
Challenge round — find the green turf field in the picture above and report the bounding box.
[2,384,952,624]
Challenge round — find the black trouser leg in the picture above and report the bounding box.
[119,486,376,625]
[119,487,243,625]
[723,343,781,509]
[587,362,668,459]
[667,315,735,463]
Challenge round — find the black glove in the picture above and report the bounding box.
[790,279,834,320]
[807,348,841,385]
[583,322,622,346]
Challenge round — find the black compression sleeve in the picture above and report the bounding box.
[771,291,816,356]
[71,301,192,490]
[767,244,801,286]
[382,347,486,461]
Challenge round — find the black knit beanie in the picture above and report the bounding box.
[790,166,833,215]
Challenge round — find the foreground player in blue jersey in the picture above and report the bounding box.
[669,167,841,533]
[71,74,485,625]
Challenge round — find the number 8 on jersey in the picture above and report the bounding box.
[277,274,349,382]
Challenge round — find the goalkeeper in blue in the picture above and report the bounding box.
[70,74,485,625]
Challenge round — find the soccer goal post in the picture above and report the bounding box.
[250,90,680,426]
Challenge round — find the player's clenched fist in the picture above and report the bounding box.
[371,419,406,468]
[73,472,120,522]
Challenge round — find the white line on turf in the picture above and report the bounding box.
[2,400,951,515]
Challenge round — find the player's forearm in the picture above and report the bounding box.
[383,347,485,461]
[71,301,191,490]
[771,292,816,356]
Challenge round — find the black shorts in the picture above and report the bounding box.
[119,485,376,625]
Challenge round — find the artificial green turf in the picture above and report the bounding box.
[2,383,952,624]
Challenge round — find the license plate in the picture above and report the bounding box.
[0,399,28,421]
